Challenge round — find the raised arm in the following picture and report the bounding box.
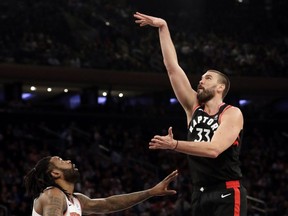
[134,12,198,120]
[75,170,178,215]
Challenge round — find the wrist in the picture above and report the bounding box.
[159,21,168,29]
[147,188,155,197]
[172,140,178,150]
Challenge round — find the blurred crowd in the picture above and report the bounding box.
[0,0,287,215]
[0,102,287,216]
[1,0,288,77]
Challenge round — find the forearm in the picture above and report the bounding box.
[78,190,153,215]
[158,24,196,111]
[174,140,220,158]
[158,24,179,71]
[104,190,152,213]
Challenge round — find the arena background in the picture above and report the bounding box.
[0,0,288,215]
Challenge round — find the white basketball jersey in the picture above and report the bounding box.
[32,194,82,216]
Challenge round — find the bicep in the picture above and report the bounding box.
[212,107,243,152]
[42,192,65,216]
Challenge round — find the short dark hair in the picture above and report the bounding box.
[208,69,230,99]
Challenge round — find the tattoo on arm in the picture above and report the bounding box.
[43,196,64,216]
[107,191,151,211]
[76,191,151,214]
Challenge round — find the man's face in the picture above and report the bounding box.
[50,156,80,183]
[197,72,220,104]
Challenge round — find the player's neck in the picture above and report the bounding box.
[55,179,75,196]
[204,98,224,115]
[64,184,75,197]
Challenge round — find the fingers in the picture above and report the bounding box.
[165,189,177,195]
[135,21,148,27]
[165,170,178,181]
[168,127,173,137]
[134,11,156,27]
[149,136,165,149]
[135,12,144,16]
[134,20,150,27]
[164,170,178,184]
[149,141,160,149]
[133,12,148,21]
[134,12,150,19]
[133,14,142,20]
[162,170,178,184]
[149,126,174,149]
[134,17,147,27]
[163,170,178,195]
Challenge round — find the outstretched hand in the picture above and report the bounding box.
[150,170,178,196]
[149,127,176,150]
[134,12,167,28]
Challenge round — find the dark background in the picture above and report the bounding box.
[0,0,287,215]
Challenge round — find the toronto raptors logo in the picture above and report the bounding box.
[189,115,219,142]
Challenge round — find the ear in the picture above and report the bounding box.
[217,84,225,92]
[50,169,61,179]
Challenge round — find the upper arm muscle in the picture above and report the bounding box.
[41,189,66,216]
[211,107,243,153]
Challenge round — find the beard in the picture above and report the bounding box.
[59,166,80,184]
[197,85,216,104]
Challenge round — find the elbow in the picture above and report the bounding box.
[205,141,224,158]
[207,147,222,158]
[165,65,180,78]
[163,60,179,74]
[166,67,174,77]
[163,61,172,73]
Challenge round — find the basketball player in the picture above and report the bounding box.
[134,12,247,216]
[24,156,178,215]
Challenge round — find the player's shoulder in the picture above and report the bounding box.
[223,103,241,112]
[39,186,66,201]
[222,104,243,119]
[34,187,67,213]
[73,192,91,203]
